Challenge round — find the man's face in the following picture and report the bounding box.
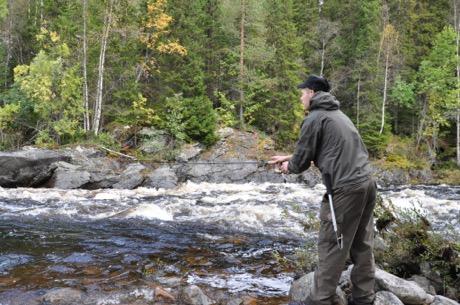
[300,88,315,111]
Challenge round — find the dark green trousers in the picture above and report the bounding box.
[307,178,377,305]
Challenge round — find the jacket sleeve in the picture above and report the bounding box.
[288,116,321,174]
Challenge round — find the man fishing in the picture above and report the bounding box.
[269,75,377,305]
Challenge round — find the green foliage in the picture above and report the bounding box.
[215,91,238,127]
[374,200,459,290]
[360,119,391,157]
[390,77,416,109]
[13,50,83,144]
[158,94,218,146]
[418,26,457,137]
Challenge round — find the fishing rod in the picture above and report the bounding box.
[100,145,269,166]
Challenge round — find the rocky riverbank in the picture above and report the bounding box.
[0,128,444,189]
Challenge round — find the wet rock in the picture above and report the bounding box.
[227,298,244,305]
[374,291,404,305]
[431,295,460,305]
[0,254,33,273]
[113,163,146,189]
[0,148,70,187]
[179,285,213,305]
[154,285,176,302]
[47,265,76,274]
[43,287,83,304]
[122,253,142,265]
[143,166,178,189]
[408,275,436,295]
[0,289,43,305]
[62,252,94,264]
[289,272,346,305]
[375,268,430,304]
[48,161,92,189]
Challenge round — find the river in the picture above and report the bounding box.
[0,182,459,304]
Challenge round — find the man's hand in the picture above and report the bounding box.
[279,161,289,174]
[268,155,292,165]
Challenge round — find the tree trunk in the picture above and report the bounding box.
[92,0,114,135]
[4,0,13,89]
[416,96,428,149]
[356,74,361,130]
[320,40,325,77]
[454,0,460,162]
[238,0,245,128]
[379,52,390,135]
[82,0,90,131]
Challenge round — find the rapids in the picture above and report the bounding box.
[0,182,458,304]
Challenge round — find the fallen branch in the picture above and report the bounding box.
[100,146,137,160]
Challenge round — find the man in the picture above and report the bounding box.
[270,75,376,305]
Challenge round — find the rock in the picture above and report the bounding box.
[177,143,202,162]
[374,291,404,305]
[217,127,234,138]
[431,295,460,305]
[112,163,146,189]
[180,285,213,305]
[139,127,170,154]
[408,275,436,295]
[185,160,259,183]
[62,252,94,264]
[227,298,244,305]
[370,165,409,187]
[0,148,70,187]
[0,289,43,305]
[289,272,346,305]
[300,168,323,187]
[0,254,33,273]
[338,265,352,290]
[374,236,388,252]
[375,268,430,304]
[48,161,91,189]
[143,166,178,189]
[42,288,83,304]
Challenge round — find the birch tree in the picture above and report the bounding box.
[238,0,246,127]
[92,0,115,135]
[82,0,89,131]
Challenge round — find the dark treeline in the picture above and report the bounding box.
[0,0,458,170]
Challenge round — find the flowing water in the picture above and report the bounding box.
[0,182,459,304]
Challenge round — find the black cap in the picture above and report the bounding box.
[297,75,331,92]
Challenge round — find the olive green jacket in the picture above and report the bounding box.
[288,91,371,190]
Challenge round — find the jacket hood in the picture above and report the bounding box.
[309,91,340,111]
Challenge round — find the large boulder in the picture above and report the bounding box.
[431,295,460,305]
[374,291,404,305]
[47,162,92,189]
[143,166,178,189]
[0,148,70,187]
[289,272,347,305]
[112,163,146,189]
[408,275,436,295]
[375,269,432,305]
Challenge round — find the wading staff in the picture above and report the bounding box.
[324,173,343,249]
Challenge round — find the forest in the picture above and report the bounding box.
[0,0,458,174]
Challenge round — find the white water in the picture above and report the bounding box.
[0,182,459,299]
